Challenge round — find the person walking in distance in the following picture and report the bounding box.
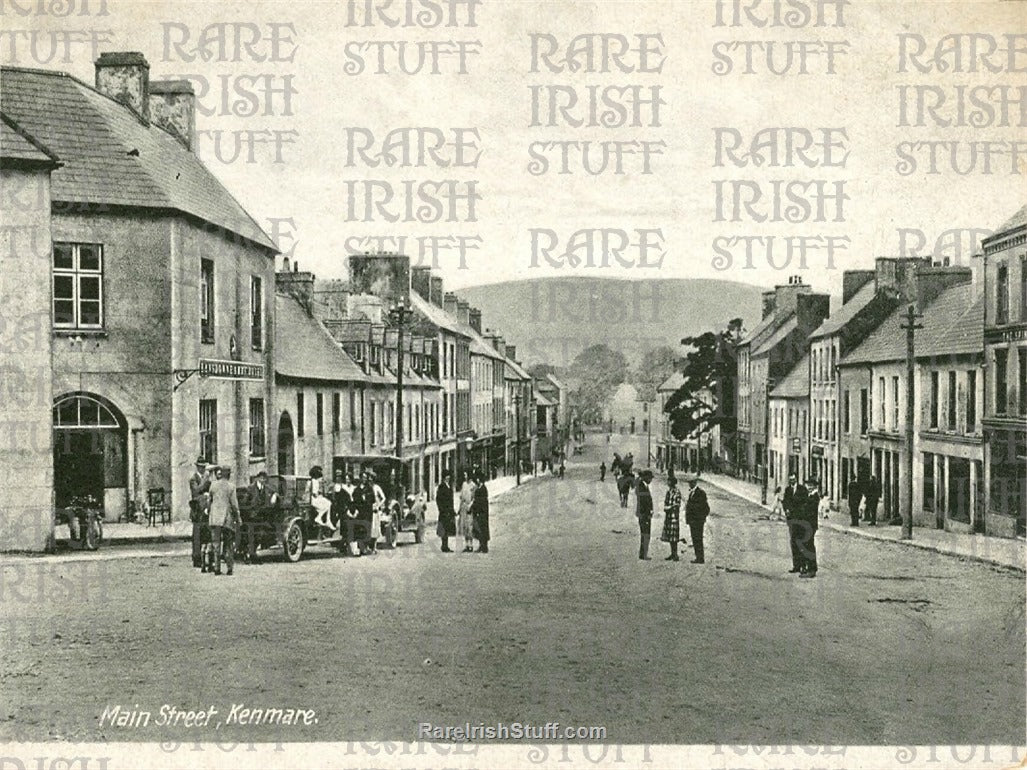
[189,457,211,569]
[864,474,881,526]
[435,470,456,553]
[599,461,606,482]
[635,469,654,560]
[207,466,240,576]
[661,473,682,561]
[684,475,710,564]
[782,474,805,574]
[798,477,821,578]
[847,473,863,527]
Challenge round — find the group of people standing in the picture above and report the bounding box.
[779,474,822,578]
[188,457,242,576]
[435,469,490,554]
[845,473,883,527]
[311,466,392,556]
[630,467,710,564]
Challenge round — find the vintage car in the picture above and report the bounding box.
[332,454,425,548]
[235,475,343,563]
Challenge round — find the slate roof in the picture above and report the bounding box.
[1,112,59,164]
[753,316,797,357]
[536,392,557,408]
[409,293,468,338]
[739,312,779,346]
[275,294,367,383]
[842,283,978,365]
[770,354,809,398]
[992,204,1027,236]
[0,66,275,251]
[809,282,876,340]
[504,357,531,381]
[916,285,983,359]
[658,372,684,392]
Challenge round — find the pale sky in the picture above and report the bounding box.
[6,0,1023,295]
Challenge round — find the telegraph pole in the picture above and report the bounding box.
[390,299,413,497]
[900,304,923,540]
[761,377,775,505]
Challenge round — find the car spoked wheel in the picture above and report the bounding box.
[282,518,305,562]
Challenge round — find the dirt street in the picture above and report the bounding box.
[1,443,1023,746]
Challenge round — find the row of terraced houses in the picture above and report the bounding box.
[0,53,568,552]
[657,213,1027,539]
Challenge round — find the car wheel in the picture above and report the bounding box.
[282,518,305,563]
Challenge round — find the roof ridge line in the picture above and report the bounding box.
[0,110,61,162]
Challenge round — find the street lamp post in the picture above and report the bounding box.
[513,392,522,486]
[389,298,413,500]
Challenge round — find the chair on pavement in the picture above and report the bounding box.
[147,488,170,527]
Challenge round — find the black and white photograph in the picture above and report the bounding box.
[0,1,1024,768]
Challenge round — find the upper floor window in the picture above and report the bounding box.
[996,263,1009,324]
[200,258,215,343]
[967,369,977,432]
[53,243,103,329]
[947,371,957,430]
[929,371,939,429]
[249,398,265,457]
[995,348,1008,415]
[250,276,263,351]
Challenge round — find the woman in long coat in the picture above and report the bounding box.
[435,470,456,552]
[661,474,682,561]
[457,472,476,553]
[471,472,490,554]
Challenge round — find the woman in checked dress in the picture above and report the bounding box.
[661,473,682,561]
[458,472,477,553]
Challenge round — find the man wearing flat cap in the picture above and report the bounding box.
[189,457,211,568]
[635,469,654,560]
[684,475,710,563]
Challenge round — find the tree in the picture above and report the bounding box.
[568,344,628,424]
[632,345,681,403]
[664,318,744,441]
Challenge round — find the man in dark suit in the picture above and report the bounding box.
[799,477,821,577]
[684,476,710,563]
[189,457,211,568]
[435,470,456,552]
[242,470,277,562]
[847,473,863,527]
[782,474,804,573]
[864,474,881,526]
[635,469,654,560]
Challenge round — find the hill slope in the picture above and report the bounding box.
[457,277,763,368]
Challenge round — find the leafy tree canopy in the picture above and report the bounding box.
[664,318,744,440]
[569,344,628,424]
[632,346,681,403]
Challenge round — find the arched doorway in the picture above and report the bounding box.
[53,393,127,514]
[277,411,295,475]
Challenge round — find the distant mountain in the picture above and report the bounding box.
[457,277,763,369]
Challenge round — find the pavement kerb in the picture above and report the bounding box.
[701,474,1026,574]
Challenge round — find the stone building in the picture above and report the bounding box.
[0,114,60,550]
[1,54,277,549]
[980,206,1027,537]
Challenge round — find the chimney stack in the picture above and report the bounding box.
[430,276,444,306]
[507,345,517,362]
[468,308,482,333]
[95,52,150,123]
[410,265,431,300]
[842,269,875,304]
[149,79,195,150]
[761,290,776,319]
[456,299,471,326]
[443,292,459,318]
[276,260,315,315]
